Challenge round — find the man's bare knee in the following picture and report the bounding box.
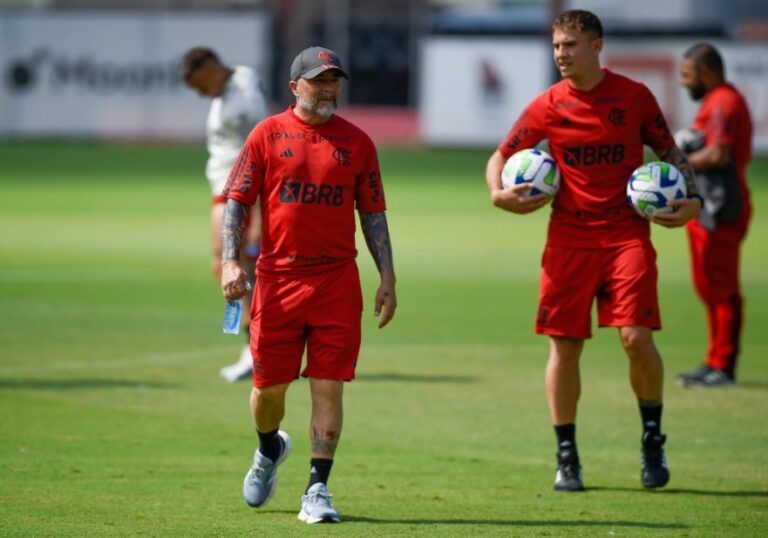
[549,336,584,364]
[253,385,287,406]
[620,327,653,355]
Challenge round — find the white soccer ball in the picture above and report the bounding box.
[627,161,687,218]
[674,128,705,154]
[501,148,560,198]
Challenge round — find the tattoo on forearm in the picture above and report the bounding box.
[359,211,394,275]
[311,427,339,457]
[657,146,699,196]
[222,199,248,262]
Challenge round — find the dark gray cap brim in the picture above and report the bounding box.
[300,65,349,80]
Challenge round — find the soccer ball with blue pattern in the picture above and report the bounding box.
[501,148,560,198]
[627,161,687,218]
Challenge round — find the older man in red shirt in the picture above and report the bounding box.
[677,43,753,387]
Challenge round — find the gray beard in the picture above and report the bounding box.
[299,95,336,118]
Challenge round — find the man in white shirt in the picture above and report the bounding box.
[182,47,268,382]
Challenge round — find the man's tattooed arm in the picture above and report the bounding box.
[655,145,700,198]
[360,210,397,328]
[222,199,249,263]
[359,211,394,276]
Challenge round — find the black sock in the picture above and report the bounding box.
[554,423,577,453]
[639,402,663,437]
[257,429,281,462]
[306,458,334,493]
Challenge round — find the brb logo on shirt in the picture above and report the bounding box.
[280,181,345,206]
[563,144,625,166]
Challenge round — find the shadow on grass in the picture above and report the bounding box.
[0,378,178,390]
[589,486,768,498]
[735,380,768,390]
[355,372,475,383]
[343,516,686,529]
[676,380,768,391]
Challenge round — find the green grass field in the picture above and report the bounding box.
[1,142,766,536]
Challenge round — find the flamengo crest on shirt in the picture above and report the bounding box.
[333,146,351,166]
[608,108,626,126]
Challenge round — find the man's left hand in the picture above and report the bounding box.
[374,278,397,329]
[651,198,702,228]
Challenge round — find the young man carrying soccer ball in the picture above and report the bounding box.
[485,10,702,491]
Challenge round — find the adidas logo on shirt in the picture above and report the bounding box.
[280,148,294,158]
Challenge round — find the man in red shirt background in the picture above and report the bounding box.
[220,46,397,524]
[485,10,701,492]
[676,43,753,387]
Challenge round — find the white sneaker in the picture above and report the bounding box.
[297,483,341,524]
[243,431,292,507]
[219,346,253,382]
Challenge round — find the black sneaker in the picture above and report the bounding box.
[699,369,736,387]
[678,365,735,387]
[677,364,715,387]
[641,432,670,489]
[553,449,584,492]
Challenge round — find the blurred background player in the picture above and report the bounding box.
[220,46,397,523]
[181,47,268,382]
[485,10,701,492]
[676,43,753,387]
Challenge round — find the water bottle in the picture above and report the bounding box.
[223,281,252,335]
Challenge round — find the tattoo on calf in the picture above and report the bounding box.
[222,199,248,262]
[311,427,339,456]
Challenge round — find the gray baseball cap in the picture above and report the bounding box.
[290,46,348,80]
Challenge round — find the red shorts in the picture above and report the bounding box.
[249,262,363,387]
[536,242,661,339]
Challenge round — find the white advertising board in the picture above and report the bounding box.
[602,40,768,153]
[0,11,269,139]
[419,37,550,146]
[420,36,768,152]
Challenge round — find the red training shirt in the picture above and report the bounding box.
[224,106,386,276]
[499,69,676,248]
[691,82,752,210]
